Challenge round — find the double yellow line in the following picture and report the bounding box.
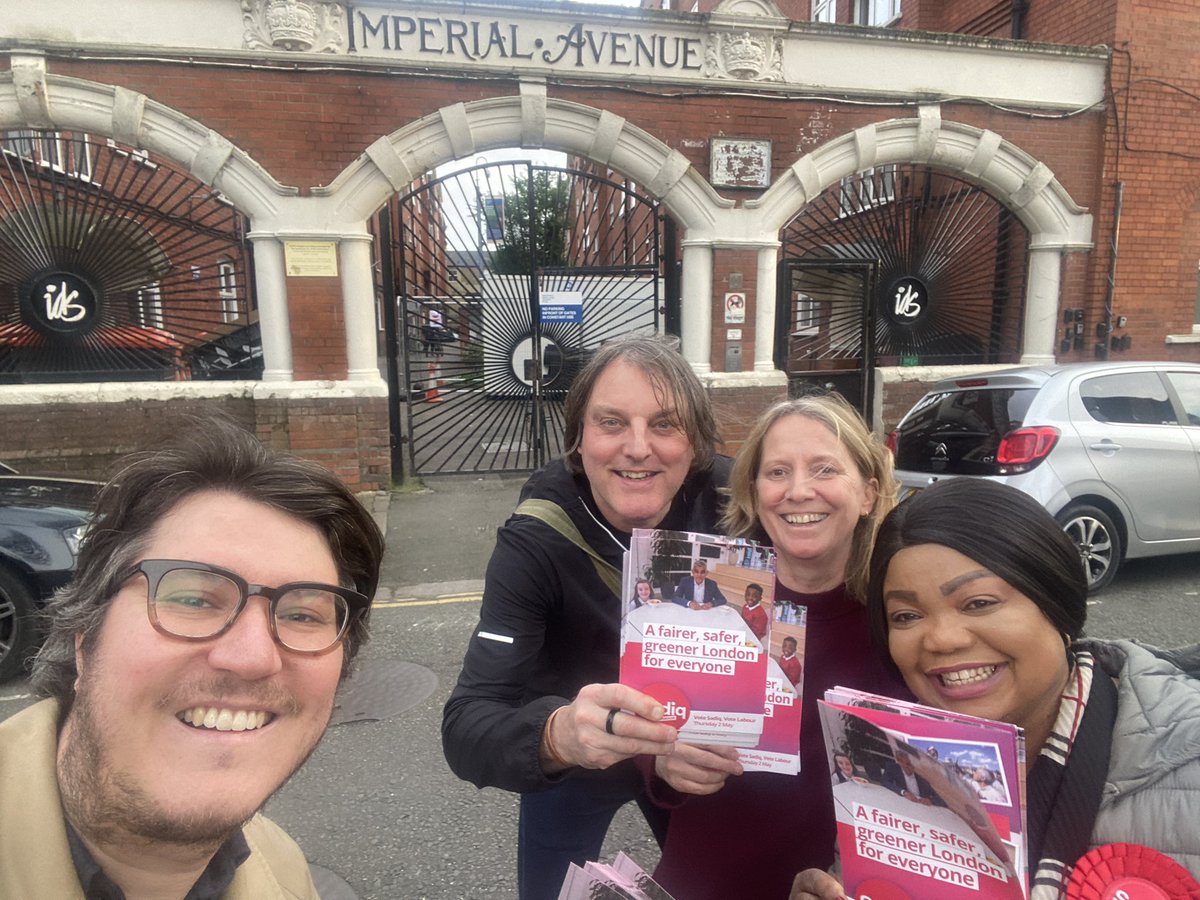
[373,591,482,609]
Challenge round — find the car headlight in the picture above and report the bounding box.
[63,523,88,558]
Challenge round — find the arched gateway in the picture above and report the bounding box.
[0,1,1106,486]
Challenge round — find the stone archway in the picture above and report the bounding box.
[748,105,1094,366]
[0,59,301,381]
[320,83,737,371]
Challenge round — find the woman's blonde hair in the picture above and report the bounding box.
[720,393,897,602]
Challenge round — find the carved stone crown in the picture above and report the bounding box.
[723,32,766,79]
[265,0,317,51]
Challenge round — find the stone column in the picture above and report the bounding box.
[681,240,712,374]
[248,232,292,381]
[339,233,384,382]
[755,243,779,372]
[1020,246,1062,365]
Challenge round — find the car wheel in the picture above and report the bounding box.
[1057,504,1122,593]
[0,566,40,683]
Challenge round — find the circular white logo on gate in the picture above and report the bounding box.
[24,270,100,337]
[510,337,566,388]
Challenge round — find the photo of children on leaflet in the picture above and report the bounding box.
[622,530,776,650]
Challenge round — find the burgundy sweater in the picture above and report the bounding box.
[649,583,912,900]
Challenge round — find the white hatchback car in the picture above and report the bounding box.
[887,361,1200,591]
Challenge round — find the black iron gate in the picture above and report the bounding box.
[377,160,672,476]
[0,129,258,383]
[778,164,1028,415]
[777,259,877,413]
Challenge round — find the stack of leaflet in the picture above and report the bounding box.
[557,852,675,900]
[619,528,775,749]
[818,687,1028,900]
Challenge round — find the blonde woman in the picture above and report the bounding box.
[646,392,911,900]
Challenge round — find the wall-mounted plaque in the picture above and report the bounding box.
[710,137,771,189]
[284,240,339,277]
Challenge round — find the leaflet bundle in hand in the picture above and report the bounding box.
[619,529,776,748]
[818,688,1028,899]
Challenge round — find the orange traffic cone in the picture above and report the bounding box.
[424,362,443,403]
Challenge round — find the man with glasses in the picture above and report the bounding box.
[0,417,384,899]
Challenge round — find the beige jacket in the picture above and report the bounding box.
[0,699,320,900]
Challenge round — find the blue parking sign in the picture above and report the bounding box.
[539,291,583,324]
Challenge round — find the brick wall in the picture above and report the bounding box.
[710,249,760,373]
[0,393,390,492]
[709,382,788,457]
[1076,4,1200,362]
[285,277,350,379]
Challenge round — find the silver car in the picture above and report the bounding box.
[888,361,1200,591]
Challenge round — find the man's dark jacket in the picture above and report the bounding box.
[442,455,730,793]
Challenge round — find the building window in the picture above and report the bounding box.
[812,0,837,23]
[792,293,821,336]
[839,165,897,217]
[3,130,36,158]
[3,130,92,179]
[138,283,164,330]
[218,259,238,323]
[39,133,63,170]
[857,0,900,26]
[70,134,92,180]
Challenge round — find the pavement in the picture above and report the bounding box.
[369,473,531,602]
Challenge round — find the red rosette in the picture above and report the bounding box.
[1067,843,1200,900]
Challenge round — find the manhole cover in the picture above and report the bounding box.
[330,658,437,726]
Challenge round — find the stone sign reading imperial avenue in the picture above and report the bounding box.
[349,11,706,72]
[231,0,1098,103]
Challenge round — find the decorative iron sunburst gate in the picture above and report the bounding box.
[0,130,258,382]
[778,259,878,412]
[778,164,1028,413]
[377,160,670,476]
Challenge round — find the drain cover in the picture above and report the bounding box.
[330,658,437,726]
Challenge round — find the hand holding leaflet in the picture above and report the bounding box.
[817,688,1027,900]
[541,682,678,774]
[653,741,743,795]
[619,529,775,749]
[789,868,849,900]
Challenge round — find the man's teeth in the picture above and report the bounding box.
[783,513,827,524]
[939,666,997,686]
[178,707,271,731]
[620,471,652,480]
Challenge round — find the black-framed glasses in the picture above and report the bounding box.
[129,559,369,655]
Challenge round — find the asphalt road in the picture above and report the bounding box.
[1,480,1197,898]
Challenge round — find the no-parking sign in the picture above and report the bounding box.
[539,290,583,323]
[724,291,746,324]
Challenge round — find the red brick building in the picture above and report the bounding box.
[4,0,1172,487]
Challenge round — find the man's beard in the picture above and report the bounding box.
[57,672,327,851]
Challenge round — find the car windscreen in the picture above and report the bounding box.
[894,387,1038,475]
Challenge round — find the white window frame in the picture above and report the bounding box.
[69,134,92,181]
[40,133,64,171]
[3,130,91,180]
[3,130,36,159]
[792,293,821,337]
[218,259,239,323]
[857,0,901,26]
[838,165,898,218]
[812,0,837,23]
[138,282,164,330]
